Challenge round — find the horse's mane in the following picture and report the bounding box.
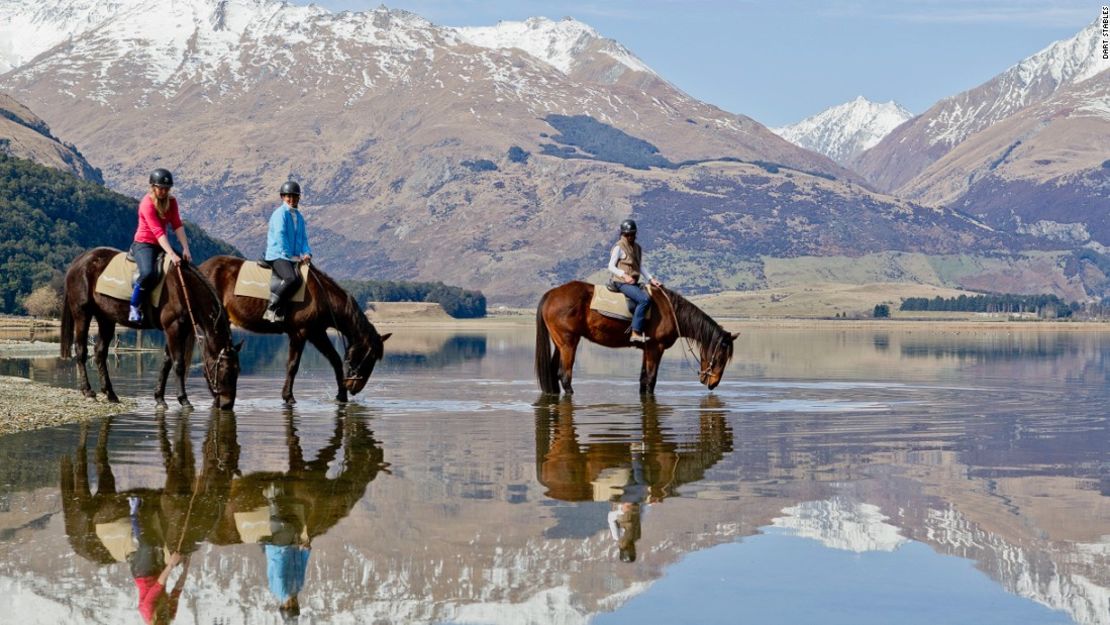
[308,265,381,342]
[657,286,734,363]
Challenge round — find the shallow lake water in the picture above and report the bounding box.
[0,324,1107,625]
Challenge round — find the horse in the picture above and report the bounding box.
[535,282,739,395]
[199,256,390,405]
[60,247,241,409]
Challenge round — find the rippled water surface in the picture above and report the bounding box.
[0,324,1107,624]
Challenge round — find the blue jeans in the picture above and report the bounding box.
[616,282,650,333]
[129,242,161,307]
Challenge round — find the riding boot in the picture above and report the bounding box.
[263,294,284,323]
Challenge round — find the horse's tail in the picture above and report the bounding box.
[60,284,75,360]
[535,291,561,394]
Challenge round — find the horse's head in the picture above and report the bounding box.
[698,332,739,390]
[343,332,391,395]
[203,338,242,410]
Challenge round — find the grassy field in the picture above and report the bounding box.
[689,282,981,319]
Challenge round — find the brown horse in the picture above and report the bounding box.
[61,247,241,409]
[535,282,738,395]
[199,256,390,404]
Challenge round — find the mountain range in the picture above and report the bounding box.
[0,0,1107,303]
[772,96,912,166]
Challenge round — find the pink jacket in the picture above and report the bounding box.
[133,195,183,244]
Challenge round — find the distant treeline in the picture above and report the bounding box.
[0,154,239,314]
[900,293,1074,317]
[340,279,486,319]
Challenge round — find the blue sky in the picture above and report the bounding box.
[313,1,1096,127]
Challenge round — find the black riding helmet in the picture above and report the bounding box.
[620,219,637,235]
[149,168,174,188]
[280,180,301,196]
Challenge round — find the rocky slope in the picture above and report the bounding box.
[0,92,101,182]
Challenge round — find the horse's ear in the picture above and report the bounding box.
[234,339,245,353]
[730,332,740,341]
[380,332,392,343]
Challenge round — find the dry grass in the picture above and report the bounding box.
[689,282,978,319]
[0,375,135,436]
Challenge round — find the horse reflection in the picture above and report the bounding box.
[534,395,733,562]
[60,410,238,623]
[209,408,388,619]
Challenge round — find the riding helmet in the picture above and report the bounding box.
[149,168,174,188]
[280,180,301,196]
[620,219,637,235]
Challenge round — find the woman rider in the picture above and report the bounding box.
[263,181,311,323]
[129,168,191,322]
[607,219,662,343]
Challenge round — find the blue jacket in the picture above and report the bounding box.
[264,544,310,602]
[265,205,311,261]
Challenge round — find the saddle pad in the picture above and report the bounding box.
[95,518,137,562]
[589,285,651,321]
[94,252,172,303]
[233,262,309,302]
[233,503,308,544]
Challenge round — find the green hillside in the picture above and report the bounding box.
[0,154,240,313]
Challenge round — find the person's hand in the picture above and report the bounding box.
[167,552,183,567]
[649,278,662,288]
[181,248,192,263]
[169,252,182,265]
[622,274,635,284]
[302,254,312,264]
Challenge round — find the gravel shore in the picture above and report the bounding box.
[0,375,136,436]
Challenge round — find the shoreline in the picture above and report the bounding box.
[0,375,136,436]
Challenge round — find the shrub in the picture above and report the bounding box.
[507,146,530,163]
[873,304,891,318]
[22,284,61,318]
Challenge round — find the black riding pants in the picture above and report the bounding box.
[269,259,302,305]
[130,242,162,307]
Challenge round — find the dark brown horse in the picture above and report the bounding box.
[535,282,738,395]
[199,256,390,404]
[61,247,241,409]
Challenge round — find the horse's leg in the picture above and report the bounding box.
[552,332,580,395]
[308,331,347,403]
[73,308,95,398]
[282,331,309,405]
[154,344,173,409]
[640,344,664,395]
[167,321,194,408]
[93,317,119,403]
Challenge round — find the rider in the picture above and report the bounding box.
[263,181,312,323]
[607,219,661,343]
[130,168,191,322]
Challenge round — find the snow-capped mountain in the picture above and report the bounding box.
[772,96,912,165]
[855,17,1109,192]
[0,0,1084,302]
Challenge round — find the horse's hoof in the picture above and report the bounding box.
[106,393,120,404]
[82,389,96,399]
[283,396,296,406]
[178,398,193,408]
[155,400,168,410]
[335,393,349,403]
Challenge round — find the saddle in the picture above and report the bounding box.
[590,284,652,321]
[94,251,171,304]
[233,260,309,302]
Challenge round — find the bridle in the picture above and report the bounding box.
[657,286,728,385]
[176,263,231,397]
[311,267,378,383]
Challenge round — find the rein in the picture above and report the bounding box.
[657,287,726,383]
[176,263,227,397]
[310,267,373,382]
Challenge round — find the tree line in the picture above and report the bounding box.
[900,293,1075,317]
[340,279,486,319]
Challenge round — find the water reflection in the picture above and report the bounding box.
[56,407,387,623]
[535,396,734,562]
